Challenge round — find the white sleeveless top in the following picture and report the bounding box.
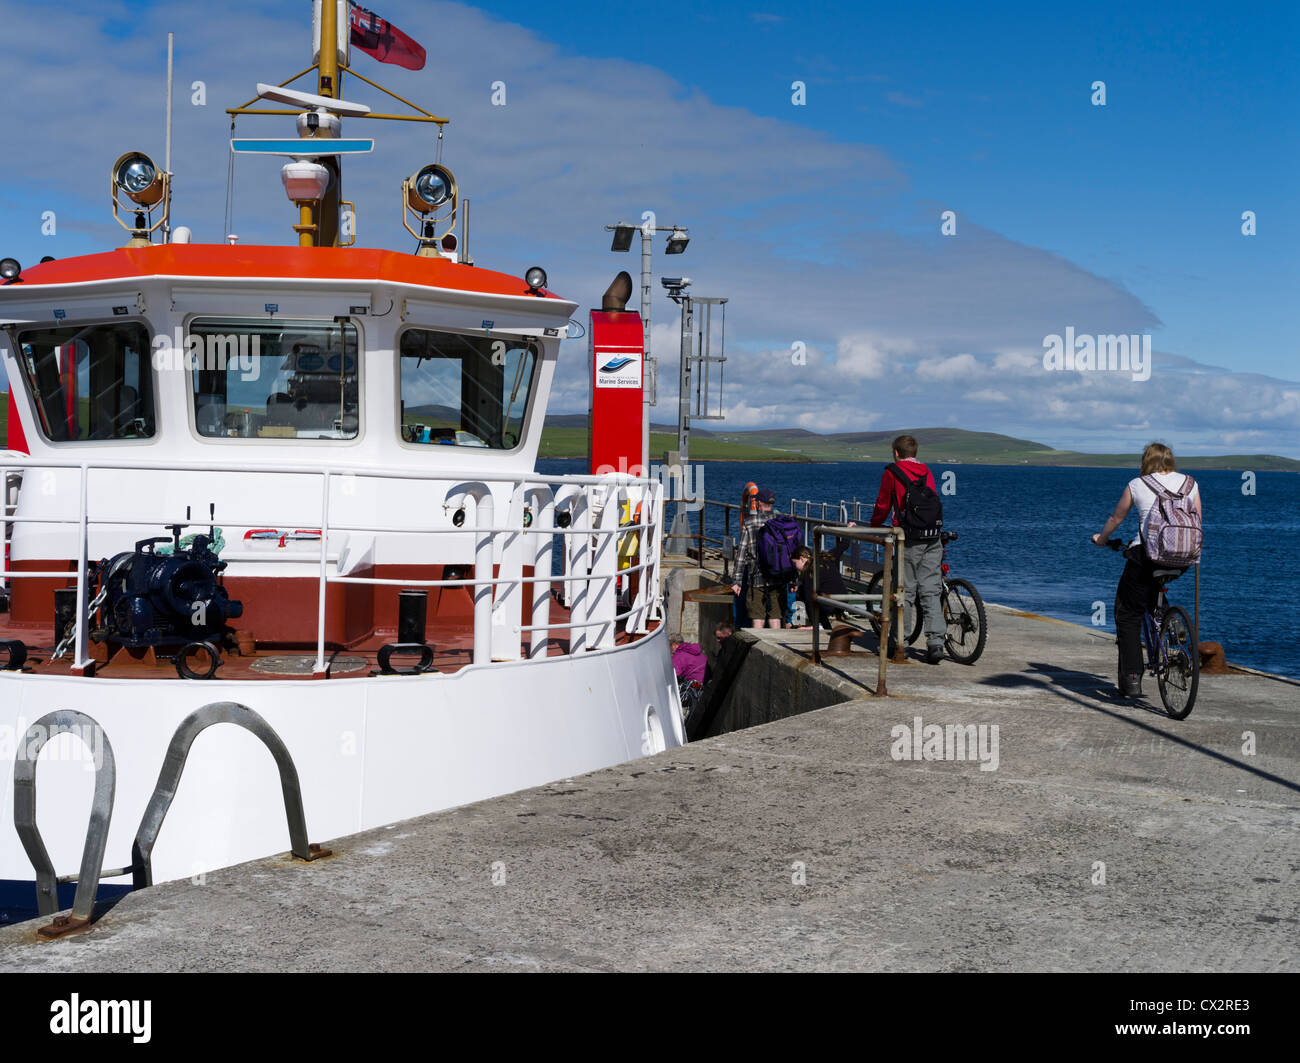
[1128,472,1199,548]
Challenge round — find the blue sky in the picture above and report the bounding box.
[1,0,1296,455]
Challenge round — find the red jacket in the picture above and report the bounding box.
[870,459,936,526]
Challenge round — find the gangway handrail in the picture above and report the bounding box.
[810,524,906,696]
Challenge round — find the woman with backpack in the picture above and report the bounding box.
[1092,442,1203,697]
[731,487,800,628]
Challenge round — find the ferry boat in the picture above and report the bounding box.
[0,2,681,929]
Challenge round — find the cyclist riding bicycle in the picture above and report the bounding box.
[1092,442,1202,698]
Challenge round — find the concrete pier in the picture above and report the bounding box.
[0,603,1296,972]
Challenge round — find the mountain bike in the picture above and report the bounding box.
[1103,538,1199,719]
[867,531,987,664]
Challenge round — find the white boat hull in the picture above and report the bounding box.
[0,628,682,891]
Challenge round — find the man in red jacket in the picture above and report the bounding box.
[870,434,945,664]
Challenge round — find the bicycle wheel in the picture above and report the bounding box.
[866,572,922,644]
[1156,604,1199,719]
[942,578,987,664]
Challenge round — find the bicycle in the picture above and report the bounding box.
[1102,538,1199,719]
[866,531,987,664]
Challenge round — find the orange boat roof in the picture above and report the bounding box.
[10,244,564,300]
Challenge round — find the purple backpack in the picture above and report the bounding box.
[756,514,802,583]
[1141,475,1202,567]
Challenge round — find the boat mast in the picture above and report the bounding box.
[316,0,342,248]
[225,3,449,249]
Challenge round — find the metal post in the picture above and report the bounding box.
[461,197,471,265]
[314,469,330,673]
[163,32,174,243]
[677,292,693,467]
[892,528,906,663]
[73,465,90,671]
[811,526,821,665]
[666,287,694,550]
[878,539,893,695]
[640,225,652,477]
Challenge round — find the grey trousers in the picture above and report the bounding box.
[904,539,945,644]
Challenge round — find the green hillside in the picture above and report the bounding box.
[704,425,1300,471]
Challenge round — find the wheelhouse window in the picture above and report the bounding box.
[13,321,155,442]
[399,329,537,450]
[190,318,360,440]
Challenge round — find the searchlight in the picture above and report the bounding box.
[110,150,171,247]
[402,164,458,257]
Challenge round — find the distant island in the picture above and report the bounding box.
[2,395,1293,470]
[540,416,1300,471]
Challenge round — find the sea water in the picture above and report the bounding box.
[540,459,1300,679]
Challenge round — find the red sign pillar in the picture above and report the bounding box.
[588,309,645,477]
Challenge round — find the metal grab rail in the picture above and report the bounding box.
[810,525,905,696]
[0,456,666,674]
[658,497,887,588]
[132,701,329,888]
[10,703,331,936]
[12,710,117,937]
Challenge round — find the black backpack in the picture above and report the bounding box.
[887,463,943,543]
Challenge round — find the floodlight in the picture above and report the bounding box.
[407,164,456,214]
[610,223,636,252]
[112,152,165,206]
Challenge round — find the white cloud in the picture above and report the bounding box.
[0,1,1293,456]
[916,353,979,381]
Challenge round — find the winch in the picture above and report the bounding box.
[93,511,242,652]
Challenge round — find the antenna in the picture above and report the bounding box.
[163,32,174,242]
[255,83,371,117]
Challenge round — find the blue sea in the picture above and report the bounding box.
[540,459,1300,680]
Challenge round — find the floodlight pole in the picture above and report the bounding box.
[640,226,653,476]
[606,221,688,476]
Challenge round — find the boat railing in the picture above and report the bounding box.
[0,457,665,676]
[1,467,20,595]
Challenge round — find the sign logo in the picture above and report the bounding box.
[595,349,641,389]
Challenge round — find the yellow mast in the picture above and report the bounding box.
[316,0,341,248]
[225,1,450,248]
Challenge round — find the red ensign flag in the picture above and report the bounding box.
[349,2,426,71]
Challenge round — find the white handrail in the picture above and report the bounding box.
[0,456,663,673]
